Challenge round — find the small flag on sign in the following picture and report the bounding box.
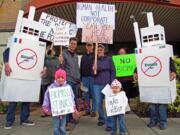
[135,48,142,54]
[14,37,22,44]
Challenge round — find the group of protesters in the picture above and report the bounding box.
[1,37,176,135]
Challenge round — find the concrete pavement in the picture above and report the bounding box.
[1,113,180,135]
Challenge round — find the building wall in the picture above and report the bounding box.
[0,0,32,31]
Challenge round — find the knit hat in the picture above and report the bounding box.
[98,44,105,49]
[111,79,122,89]
[55,68,66,80]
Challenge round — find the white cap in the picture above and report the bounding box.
[111,79,122,89]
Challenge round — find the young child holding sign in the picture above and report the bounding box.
[42,68,79,135]
[110,79,128,135]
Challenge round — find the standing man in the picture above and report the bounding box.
[40,46,60,117]
[80,42,96,117]
[59,37,80,129]
[134,57,176,130]
[3,48,35,129]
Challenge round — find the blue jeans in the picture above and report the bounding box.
[93,84,112,127]
[52,116,66,135]
[149,104,167,126]
[82,76,96,113]
[6,102,30,125]
[111,114,126,134]
[66,82,79,123]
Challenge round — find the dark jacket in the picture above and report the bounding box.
[170,57,176,73]
[3,48,9,63]
[80,52,94,77]
[42,56,60,85]
[60,49,80,84]
[94,56,115,85]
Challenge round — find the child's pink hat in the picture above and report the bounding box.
[111,79,122,88]
[55,68,66,80]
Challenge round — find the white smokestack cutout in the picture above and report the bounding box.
[147,12,154,27]
[130,15,142,48]
[133,22,142,48]
[14,10,24,34]
[28,6,36,21]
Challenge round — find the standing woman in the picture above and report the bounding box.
[93,44,115,131]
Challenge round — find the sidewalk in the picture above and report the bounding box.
[0,113,180,135]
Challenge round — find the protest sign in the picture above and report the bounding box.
[112,54,136,77]
[136,45,170,86]
[105,93,126,116]
[82,24,113,44]
[39,12,77,45]
[0,7,47,102]
[136,45,177,103]
[101,84,112,96]
[49,86,75,116]
[8,37,46,80]
[76,3,115,29]
[54,26,70,46]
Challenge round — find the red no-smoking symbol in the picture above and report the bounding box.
[16,48,38,70]
[141,56,162,77]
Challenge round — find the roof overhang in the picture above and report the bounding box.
[24,0,180,43]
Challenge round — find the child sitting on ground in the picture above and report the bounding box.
[42,68,79,135]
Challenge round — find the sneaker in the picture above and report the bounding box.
[105,127,111,131]
[97,121,105,126]
[159,124,167,130]
[111,133,116,135]
[147,122,157,128]
[4,123,12,130]
[91,112,96,117]
[20,120,35,126]
[120,132,126,135]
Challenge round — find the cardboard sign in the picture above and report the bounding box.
[82,25,113,44]
[49,86,75,116]
[39,12,77,45]
[0,7,47,102]
[54,26,70,46]
[136,45,170,86]
[76,3,115,29]
[136,45,177,103]
[112,54,136,77]
[8,36,46,80]
[105,93,126,116]
[101,84,112,96]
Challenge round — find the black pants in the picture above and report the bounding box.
[40,84,49,105]
[121,81,139,99]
